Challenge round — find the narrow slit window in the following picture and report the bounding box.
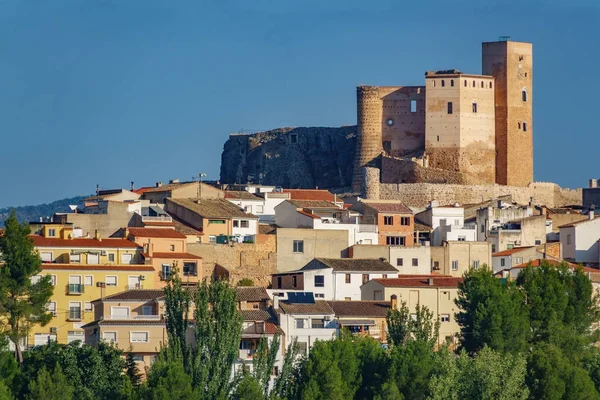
[447,102,453,114]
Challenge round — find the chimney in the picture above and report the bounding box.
[590,179,598,188]
[273,294,280,310]
[130,181,135,191]
[156,181,163,188]
[428,277,434,286]
[94,230,101,241]
[590,206,595,220]
[379,257,386,262]
[429,200,439,209]
[123,227,129,239]
[529,197,535,207]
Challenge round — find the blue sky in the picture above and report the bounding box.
[0,0,598,208]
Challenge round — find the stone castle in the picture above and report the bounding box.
[353,38,533,192]
[219,38,581,208]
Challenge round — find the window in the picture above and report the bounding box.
[384,216,393,225]
[464,80,467,87]
[473,260,480,269]
[410,99,417,113]
[386,236,405,246]
[68,331,84,344]
[451,260,458,271]
[400,217,410,226]
[433,261,440,270]
[48,228,56,237]
[111,306,130,318]
[458,236,466,241]
[108,253,115,262]
[441,314,450,323]
[169,245,175,251]
[290,133,298,144]
[535,240,542,245]
[314,293,325,298]
[130,354,143,362]
[272,366,280,377]
[130,332,149,343]
[450,79,454,87]
[256,205,264,214]
[49,275,57,286]
[69,302,82,320]
[490,82,493,88]
[518,122,521,129]
[293,240,304,253]
[432,80,436,87]
[397,258,403,267]
[87,253,99,264]
[209,235,217,243]
[70,253,80,263]
[362,274,370,284]
[103,332,117,343]
[472,103,478,113]
[522,88,528,102]
[84,302,93,312]
[437,135,440,142]
[142,306,153,315]
[84,275,93,286]
[412,258,419,267]
[516,257,523,264]
[240,220,249,228]
[492,244,496,253]
[523,122,527,132]
[386,118,394,126]
[244,205,252,213]
[314,275,325,288]
[312,319,325,329]
[276,277,282,288]
[122,253,133,264]
[501,258,506,267]
[441,80,445,87]
[382,274,388,279]
[296,319,305,329]
[40,252,52,262]
[454,219,460,226]
[480,224,485,233]
[292,275,297,288]
[507,244,514,250]
[345,274,351,284]
[345,297,351,301]
[106,276,117,286]
[46,302,57,316]
[472,80,476,87]
[447,102,453,114]
[31,275,42,284]
[567,234,572,245]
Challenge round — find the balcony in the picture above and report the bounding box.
[141,215,172,223]
[68,308,82,321]
[238,349,255,359]
[358,224,377,233]
[66,284,84,295]
[102,314,161,321]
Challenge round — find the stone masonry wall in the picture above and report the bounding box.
[187,234,277,286]
[379,182,581,208]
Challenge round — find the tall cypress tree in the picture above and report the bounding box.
[0,212,53,363]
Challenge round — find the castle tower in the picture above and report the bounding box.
[482,39,533,186]
[352,86,383,193]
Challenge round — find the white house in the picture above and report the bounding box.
[350,244,432,275]
[476,200,534,242]
[560,213,600,265]
[491,246,539,274]
[225,189,289,224]
[271,258,399,301]
[274,200,379,246]
[276,295,337,356]
[416,202,476,246]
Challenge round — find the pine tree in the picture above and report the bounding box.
[0,212,54,363]
[126,350,142,387]
[26,364,73,400]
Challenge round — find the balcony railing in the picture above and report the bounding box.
[358,224,377,233]
[239,349,255,359]
[141,215,172,223]
[102,314,161,321]
[67,284,84,295]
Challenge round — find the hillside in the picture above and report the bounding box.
[0,196,87,225]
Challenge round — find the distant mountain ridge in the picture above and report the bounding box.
[0,196,87,226]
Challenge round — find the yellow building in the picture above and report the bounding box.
[28,224,155,345]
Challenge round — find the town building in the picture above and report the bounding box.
[138,180,224,204]
[349,244,431,275]
[430,241,492,277]
[491,246,540,274]
[416,202,476,246]
[327,301,391,342]
[271,258,399,300]
[275,228,349,272]
[352,200,414,246]
[559,213,600,266]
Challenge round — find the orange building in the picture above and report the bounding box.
[358,201,414,246]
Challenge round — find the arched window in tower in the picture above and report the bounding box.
[450,80,454,87]
[472,80,476,87]
[481,81,484,88]
[464,80,467,87]
[441,80,445,87]
[432,80,436,87]
[489,82,493,89]
[522,88,528,102]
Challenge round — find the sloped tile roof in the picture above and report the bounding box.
[41,264,154,272]
[81,320,165,328]
[143,252,202,260]
[168,198,256,219]
[327,301,391,317]
[372,276,462,288]
[236,287,270,302]
[283,189,336,202]
[225,191,262,200]
[240,309,273,321]
[242,321,283,336]
[128,228,187,239]
[141,182,196,193]
[308,258,398,272]
[287,200,338,208]
[100,289,165,302]
[363,202,412,214]
[279,300,334,315]
[30,236,140,249]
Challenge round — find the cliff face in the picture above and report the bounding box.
[220,126,357,189]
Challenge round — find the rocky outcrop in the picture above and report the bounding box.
[220,126,357,189]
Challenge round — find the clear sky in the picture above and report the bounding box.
[1,0,598,208]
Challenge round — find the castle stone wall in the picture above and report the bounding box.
[352,86,383,192]
[379,182,581,208]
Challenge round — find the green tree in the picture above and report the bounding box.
[126,350,142,387]
[381,340,436,400]
[252,334,280,395]
[26,364,73,400]
[162,267,191,369]
[387,302,440,349]
[0,381,13,400]
[237,278,254,287]
[272,338,300,400]
[455,266,529,354]
[428,348,459,400]
[0,212,54,362]
[145,357,196,400]
[231,366,265,400]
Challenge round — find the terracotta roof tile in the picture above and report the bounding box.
[169,215,203,235]
[225,191,262,200]
[240,309,273,321]
[511,259,594,271]
[371,276,462,288]
[297,210,320,219]
[307,258,398,272]
[168,198,257,219]
[31,236,140,249]
[492,246,535,257]
[81,319,165,328]
[242,321,283,336]
[282,189,336,202]
[287,200,338,208]
[258,224,277,234]
[279,300,334,315]
[327,301,391,317]
[143,252,202,260]
[141,182,196,193]
[236,287,270,302]
[128,228,187,239]
[142,221,176,227]
[363,202,412,214]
